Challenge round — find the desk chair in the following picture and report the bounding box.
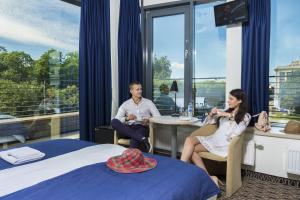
[113,130,130,146]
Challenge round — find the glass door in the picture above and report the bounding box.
[145,6,191,115]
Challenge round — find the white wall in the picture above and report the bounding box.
[226,24,242,102]
[110,0,120,117]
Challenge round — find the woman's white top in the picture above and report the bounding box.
[197,113,251,157]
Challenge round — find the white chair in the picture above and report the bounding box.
[113,130,130,146]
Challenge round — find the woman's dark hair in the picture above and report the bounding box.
[217,89,248,125]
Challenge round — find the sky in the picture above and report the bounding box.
[153,1,227,79]
[270,0,300,75]
[153,0,300,78]
[0,0,299,76]
[0,0,80,59]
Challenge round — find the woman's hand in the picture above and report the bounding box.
[216,109,232,118]
[209,107,218,116]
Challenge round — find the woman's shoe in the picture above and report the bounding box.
[211,176,219,187]
[210,176,224,187]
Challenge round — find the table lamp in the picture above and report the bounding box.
[170,80,179,117]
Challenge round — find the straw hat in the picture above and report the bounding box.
[106,148,157,173]
[280,120,300,134]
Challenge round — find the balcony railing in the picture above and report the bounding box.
[0,78,79,145]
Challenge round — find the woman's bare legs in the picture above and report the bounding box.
[194,144,220,186]
[191,144,209,173]
[181,137,219,186]
[180,136,200,162]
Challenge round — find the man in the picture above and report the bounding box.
[154,83,177,114]
[111,81,161,152]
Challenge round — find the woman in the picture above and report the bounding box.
[180,89,251,185]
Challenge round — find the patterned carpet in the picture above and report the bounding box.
[218,171,300,200]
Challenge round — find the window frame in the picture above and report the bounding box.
[142,0,226,111]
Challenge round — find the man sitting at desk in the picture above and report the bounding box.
[154,84,177,115]
[111,81,161,152]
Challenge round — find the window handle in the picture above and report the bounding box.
[184,49,189,59]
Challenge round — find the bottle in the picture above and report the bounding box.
[188,102,193,119]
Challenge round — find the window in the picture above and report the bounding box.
[269,0,300,124]
[193,1,226,117]
[152,14,185,114]
[0,0,80,145]
[146,6,190,115]
[145,1,226,116]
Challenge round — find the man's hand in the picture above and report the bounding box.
[127,114,137,121]
[141,118,149,126]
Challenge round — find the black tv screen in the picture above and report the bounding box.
[214,0,248,27]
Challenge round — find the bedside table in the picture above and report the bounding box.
[94,126,114,144]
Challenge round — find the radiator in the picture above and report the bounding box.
[242,140,255,166]
[287,148,300,175]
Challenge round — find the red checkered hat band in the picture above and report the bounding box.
[106,148,157,173]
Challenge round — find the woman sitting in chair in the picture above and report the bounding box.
[180,89,251,184]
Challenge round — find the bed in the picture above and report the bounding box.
[0,139,219,200]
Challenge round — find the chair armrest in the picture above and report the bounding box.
[227,133,245,165]
[190,124,218,137]
[226,133,245,197]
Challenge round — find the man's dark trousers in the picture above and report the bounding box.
[111,119,149,152]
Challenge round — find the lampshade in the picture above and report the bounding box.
[170,80,178,92]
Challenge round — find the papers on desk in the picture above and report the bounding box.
[0,147,45,165]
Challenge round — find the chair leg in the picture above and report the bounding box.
[225,161,242,197]
[149,122,155,154]
[113,130,118,145]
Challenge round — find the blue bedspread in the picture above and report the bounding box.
[0,139,95,170]
[0,139,220,200]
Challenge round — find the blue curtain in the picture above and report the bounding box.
[118,0,143,105]
[241,0,271,122]
[79,0,111,141]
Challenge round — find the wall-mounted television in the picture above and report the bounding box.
[214,0,248,27]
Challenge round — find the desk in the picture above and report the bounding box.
[149,116,202,158]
